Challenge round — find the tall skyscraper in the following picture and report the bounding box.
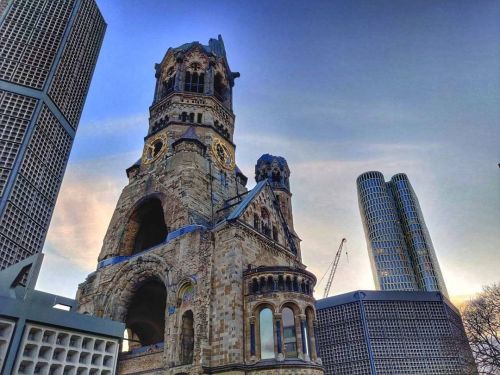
[357,171,448,297]
[0,0,106,269]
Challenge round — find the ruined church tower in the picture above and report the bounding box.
[76,36,323,375]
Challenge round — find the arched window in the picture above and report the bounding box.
[305,282,311,295]
[184,71,205,93]
[261,208,271,236]
[259,308,274,359]
[125,279,166,348]
[123,198,168,255]
[259,276,267,293]
[267,276,275,291]
[282,307,297,358]
[180,310,194,364]
[272,226,278,241]
[278,275,285,291]
[252,278,259,294]
[300,280,306,293]
[272,168,281,183]
[180,284,195,307]
[253,214,260,231]
[165,74,175,94]
[214,73,226,101]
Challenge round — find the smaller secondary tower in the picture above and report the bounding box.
[357,171,448,297]
[255,154,294,231]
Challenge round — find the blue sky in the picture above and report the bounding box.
[38,1,500,303]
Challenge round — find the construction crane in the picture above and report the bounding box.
[322,238,347,298]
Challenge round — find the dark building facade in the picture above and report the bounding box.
[316,290,476,375]
[0,0,106,269]
[357,172,448,297]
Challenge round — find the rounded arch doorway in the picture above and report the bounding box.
[125,279,166,349]
[122,197,168,256]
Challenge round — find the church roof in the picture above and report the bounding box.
[225,178,300,254]
[172,126,205,148]
[125,158,141,176]
[172,34,226,58]
[256,153,288,167]
[255,153,290,173]
[226,180,268,221]
[179,126,201,141]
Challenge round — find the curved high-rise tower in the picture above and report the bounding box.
[77,36,323,375]
[389,173,448,296]
[357,171,448,297]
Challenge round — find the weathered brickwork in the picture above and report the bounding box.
[77,36,323,375]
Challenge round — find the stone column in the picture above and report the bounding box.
[175,60,185,92]
[153,71,161,102]
[297,314,309,361]
[274,313,284,361]
[310,319,320,363]
[249,316,256,359]
[206,61,215,95]
[272,275,278,292]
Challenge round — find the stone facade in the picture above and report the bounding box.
[76,36,323,375]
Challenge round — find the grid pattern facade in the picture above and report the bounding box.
[0,317,16,372]
[14,323,119,375]
[48,0,106,129]
[315,303,371,374]
[389,174,448,296]
[356,171,447,296]
[316,292,475,375]
[0,90,38,195]
[0,0,75,89]
[0,0,106,270]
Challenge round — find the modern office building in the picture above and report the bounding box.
[0,254,124,375]
[316,290,476,375]
[357,171,448,297]
[0,0,106,270]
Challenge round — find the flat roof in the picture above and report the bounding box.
[0,254,124,338]
[316,289,458,314]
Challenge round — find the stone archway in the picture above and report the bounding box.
[101,254,171,323]
[125,278,166,348]
[121,195,168,256]
[180,310,194,364]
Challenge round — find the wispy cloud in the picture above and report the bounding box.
[38,127,496,302]
[42,153,133,274]
[235,138,435,297]
[79,114,148,136]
